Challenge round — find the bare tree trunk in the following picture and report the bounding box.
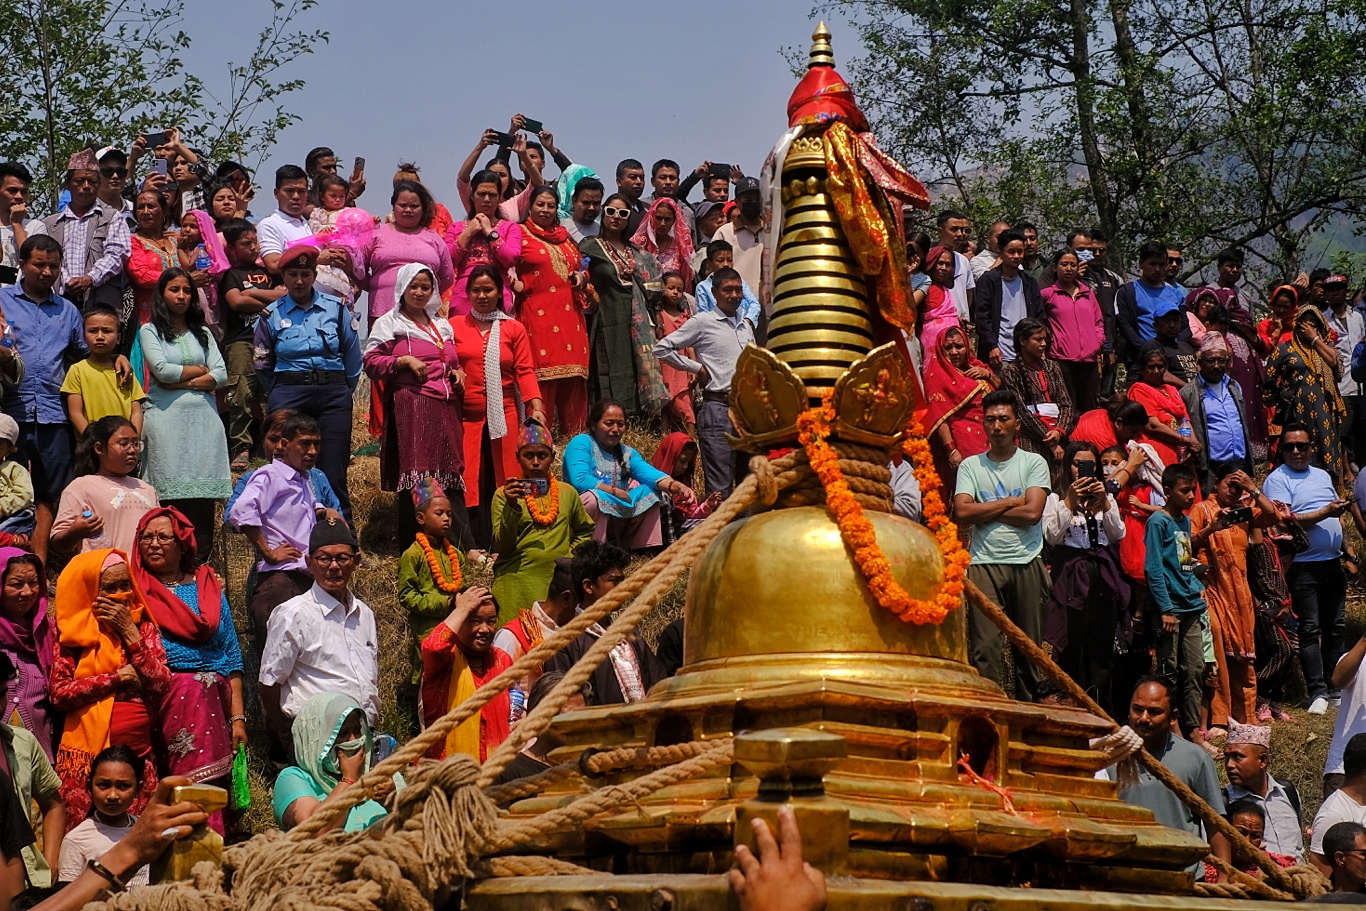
[1108,0,1159,232]
[1070,0,1116,239]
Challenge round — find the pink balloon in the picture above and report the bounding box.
[332,207,376,247]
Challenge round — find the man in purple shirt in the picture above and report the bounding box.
[226,413,332,659]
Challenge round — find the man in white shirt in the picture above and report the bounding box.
[259,517,378,764]
[653,268,754,496]
[0,161,37,279]
[970,220,1009,280]
[936,209,976,322]
[712,177,767,305]
[1312,733,1366,873]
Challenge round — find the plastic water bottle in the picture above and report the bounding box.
[1,324,14,350]
[194,244,211,271]
[509,687,527,725]
[1178,418,1193,440]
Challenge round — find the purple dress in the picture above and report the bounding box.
[0,548,56,760]
[360,224,456,321]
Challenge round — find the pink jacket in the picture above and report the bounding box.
[1040,282,1104,362]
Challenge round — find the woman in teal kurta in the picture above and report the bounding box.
[272,693,388,833]
[489,420,595,625]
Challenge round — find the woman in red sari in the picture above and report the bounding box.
[630,198,694,290]
[518,186,590,435]
[918,246,961,353]
[1127,341,1202,471]
[1257,285,1300,352]
[924,326,998,490]
[420,587,512,762]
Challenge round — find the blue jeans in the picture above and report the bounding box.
[1288,559,1347,701]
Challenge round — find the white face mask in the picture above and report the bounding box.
[336,737,365,757]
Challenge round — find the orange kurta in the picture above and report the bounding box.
[452,314,542,507]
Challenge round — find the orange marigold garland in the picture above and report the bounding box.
[795,392,968,625]
[525,481,561,526]
[416,532,463,594]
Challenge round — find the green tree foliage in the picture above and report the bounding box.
[0,0,327,209]
[818,0,1366,285]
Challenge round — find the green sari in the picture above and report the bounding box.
[580,236,670,415]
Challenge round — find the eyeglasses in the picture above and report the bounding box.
[138,533,177,546]
[1168,256,1184,264]
[602,206,630,218]
[1281,441,1310,452]
[311,552,357,567]
[101,168,127,178]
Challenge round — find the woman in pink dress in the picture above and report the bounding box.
[918,245,961,352]
[360,180,455,322]
[446,170,523,317]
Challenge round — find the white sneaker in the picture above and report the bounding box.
[1309,696,1330,715]
[1330,695,1343,709]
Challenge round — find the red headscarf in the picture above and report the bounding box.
[923,327,992,455]
[631,198,695,287]
[130,507,222,646]
[925,245,955,288]
[651,432,695,480]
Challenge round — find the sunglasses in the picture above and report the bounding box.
[1281,441,1310,452]
[1168,256,1184,264]
[602,206,630,218]
[101,168,127,178]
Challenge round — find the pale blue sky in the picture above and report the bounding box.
[180,1,863,216]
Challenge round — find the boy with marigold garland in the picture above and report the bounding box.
[398,477,469,684]
[488,419,594,625]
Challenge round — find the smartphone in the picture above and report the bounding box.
[152,159,169,177]
[522,118,543,134]
[488,130,515,147]
[523,477,550,497]
[708,162,733,180]
[373,733,397,763]
[353,156,365,174]
[1076,460,1099,479]
[1226,506,1254,524]
[0,265,17,285]
[145,130,171,149]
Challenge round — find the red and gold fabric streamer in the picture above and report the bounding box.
[796,393,969,626]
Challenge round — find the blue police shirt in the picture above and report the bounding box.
[252,290,361,393]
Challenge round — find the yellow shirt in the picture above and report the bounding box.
[59,359,145,422]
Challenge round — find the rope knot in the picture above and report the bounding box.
[750,454,779,506]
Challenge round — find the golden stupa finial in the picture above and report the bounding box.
[809,21,834,68]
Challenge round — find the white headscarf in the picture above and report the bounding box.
[362,263,453,356]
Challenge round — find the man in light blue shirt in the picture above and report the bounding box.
[1179,332,1253,492]
[1263,424,1350,715]
[653,268,753,495]
[694,239,759,325]
[953,390,1051,700]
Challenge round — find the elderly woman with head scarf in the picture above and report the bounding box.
[923,325,999,491]
[273,692,388,834]
[363,263,471,547]
[131,507,243,833]
[631,197,695,290]
[1264,303,1348,479]
[50,550,170,829]
[919,245,962,353]
[519,186,592,436]
[0,549,55,759]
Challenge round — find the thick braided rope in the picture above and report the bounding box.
[488,738,736,852]
[965,579,1326,899]
[1197,854,1295,901]
[292,452,798,830]
[477,856,598,877]
[483,739,727,806]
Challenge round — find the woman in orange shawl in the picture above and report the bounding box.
[50,549,171,830]
[420,587,512,761]
[1190,464,1279,732]
[924,326,999,487]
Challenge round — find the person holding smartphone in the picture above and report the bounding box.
[1041,441,1128,717]
[1188,463,1279,739]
